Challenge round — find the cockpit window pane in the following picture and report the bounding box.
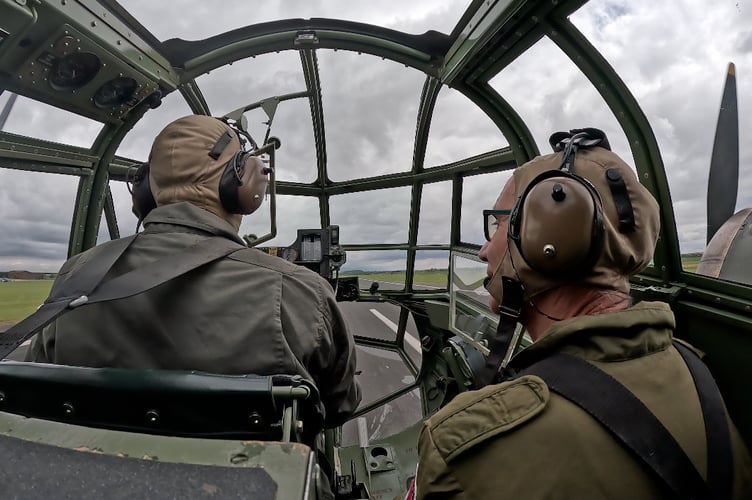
[330,187,411,244]
[341,387,422,446]
[262,97,317,183]
[240,194,321,248]
[0,170,77,272]
[318,51,424,181]
[196,52,307,117]
[413,250,449,290]
[418,181,452,245]
[423,86,508,168]
[341,250,408,290]
[0,94,101,148]
[488,37,633,172]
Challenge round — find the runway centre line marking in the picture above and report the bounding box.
[369,309,422,353]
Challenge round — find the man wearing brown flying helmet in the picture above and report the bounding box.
[415,129,751,499]
[27,115,360,428]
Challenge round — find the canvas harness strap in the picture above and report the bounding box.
[0,235,243,360]
[521,343,733,500]
[475,277,524,387]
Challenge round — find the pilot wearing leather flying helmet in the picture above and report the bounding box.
[415,129,751,499]
[27,114,361,428]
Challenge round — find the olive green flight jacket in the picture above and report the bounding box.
[417,301,752,499]
[26,202,361,427]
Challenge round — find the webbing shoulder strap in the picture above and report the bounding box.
[0,236,244,359]
[673,342,733,500]
[0,235,137,358]
[475,277,524,388]
[521,351,715,500]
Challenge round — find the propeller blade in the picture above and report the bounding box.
[707,62,739,244]
[0,92,18,131]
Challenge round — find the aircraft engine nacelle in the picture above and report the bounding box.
[697,208,752,283]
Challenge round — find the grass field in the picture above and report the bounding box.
[681,254,702,273]
[0,280,53,323]
[355,256,705,284]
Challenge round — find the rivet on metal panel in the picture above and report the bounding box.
[62,402,75,416]
[230,453,249,464]
[248,411,264,427]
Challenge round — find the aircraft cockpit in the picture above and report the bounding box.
[1,1,751,498]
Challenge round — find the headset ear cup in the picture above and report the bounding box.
[219,152,269,214]
[514,171,604,276]
[235,155,268,214]
[131,163,157,220]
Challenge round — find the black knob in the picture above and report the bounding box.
[551,183,566,202]
[267,136,282,150]
[606,168,622,182]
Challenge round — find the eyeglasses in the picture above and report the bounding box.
[483,209,512,241]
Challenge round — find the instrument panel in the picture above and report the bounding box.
[0,0,178,123]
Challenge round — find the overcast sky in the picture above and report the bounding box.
[0,0,750,274]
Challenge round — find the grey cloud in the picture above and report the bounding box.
[0,169,77,270]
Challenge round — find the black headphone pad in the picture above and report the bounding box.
[218,151,246,214]
[131,163,157,220]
